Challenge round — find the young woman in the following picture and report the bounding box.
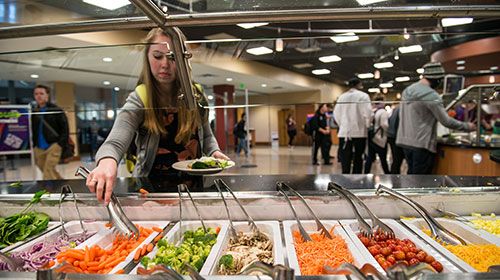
[86,28,229,204]
[286,114,297,147]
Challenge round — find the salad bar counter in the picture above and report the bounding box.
[0,174,499,280]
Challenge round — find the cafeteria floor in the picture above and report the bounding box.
[0,145,400,182]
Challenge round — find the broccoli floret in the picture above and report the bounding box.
[218,254,234,269]
[156,238,168,248]
[140,256,151,268]
[192,258,204,271]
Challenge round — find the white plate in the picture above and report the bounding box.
[172,159,235,175]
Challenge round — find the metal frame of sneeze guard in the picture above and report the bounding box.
[129,0,198,110]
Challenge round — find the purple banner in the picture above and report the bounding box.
[0,107,30,152]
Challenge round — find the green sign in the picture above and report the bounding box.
[239,83,245,89]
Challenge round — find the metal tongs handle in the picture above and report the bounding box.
[178,184,207,233]
[59,185,87,240]
[276,182,312,242]
[376,184,467,245]
[240,261,294,280]
[214,179,261,235]
[213,180,239,242]
[323,263,388,280]
[277,182,332,239]
[0,252,24,272]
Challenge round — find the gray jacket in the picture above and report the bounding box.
[95,90,220,177]
[396,82,469,153]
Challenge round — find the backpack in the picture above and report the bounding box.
[304,117,314,136]
[368,108,383,140]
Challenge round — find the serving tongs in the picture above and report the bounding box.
[323,263,387,280]
[214,179,263,241]
[276,181,332,241]
[137,263,205,280]
[178,184,207,233]
[75,166,139,240]
[434,201,471,223]
[328,182,395,239]
[376,184,467,246]
[240,261,294,280]
[58,185,87,240]
[0,252,24,271]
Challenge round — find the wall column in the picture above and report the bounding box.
[53,81,78,158]
[213,84,234,152]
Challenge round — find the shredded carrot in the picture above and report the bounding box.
[114,269,125,274]
[292,227,354,275]
[152,226,162,232]
[105,222,114,228]
[139,188,149,194]
[48,260,55,267]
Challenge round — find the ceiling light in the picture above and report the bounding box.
[374,62,393,69]
[246,46,273,56]
[457,66,465,70]
[374,70,381,79]
[103,81,111,85]
[83,0,130,10]
[456,60,465,65]
[295,46,322,53]
[396,93,402,99]
[330,32,359,43]
[226,78,233,82]
[395,76,410,82]
[394,51,399,60]
[237,22,269,29]
[30,74,39,79]
[319,55,342,63]
[416,68,424,74]
[490,66,498,70]
[398,45,423,54]
[102,57,112,62]
[275,39,283,52]
[356,0,387,5]
[380,83,393,88]
[383,88,388,94]
[441,17,474,27]
[403,28,410,40]
[162,6,168,12]
[489,76,495,83]
[358,73,374,79]
[419,74,423,79]
[107,110,114,119]
[114,87,120,91]
[368,88,380,93]
[261,84,267,87]
[312,69,331,75]
[208,95,214,100]
[293,63,313,69]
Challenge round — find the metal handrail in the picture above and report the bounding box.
[445,83,500,111]
[1,6,500,39]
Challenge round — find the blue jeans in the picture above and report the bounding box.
[236,137,248,156]
[403,147,435,174]
[364,140,390,174]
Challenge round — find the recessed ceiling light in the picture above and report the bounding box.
[261,84,267,87]
[103,81,111,85]
[490,66,498,70]
[368,88,380,93]
[356,0,387,5]
[489,76,495,83]
[456,60,465,65]
[416,68,424,74]
[226,78,233,82]
[293,63,313,69]
[395,76,410,82]
[312,69,331,75]
[398,45,423,54]
[380,83,393,88]
[30,74,39,79]
[275,38,283,52]
[358,73,374,79]
[208,95,214,100]
[330,32,359,43]
[83,0,130,10]
[374,70,380,79]
[114,87,120,91]
[246,46,273,56]
[441,17,474,27]
[103,57,112,62]
[374,62,393,69]
[457,66,465,70]
[319,55,342,63]
[237,22,269,29]
[295,46,322,53]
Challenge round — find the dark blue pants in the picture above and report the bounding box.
[403,147,435,174]
[364,140,390,174]
[339,137,366,174]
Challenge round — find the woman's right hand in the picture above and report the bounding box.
[86,158,118,205]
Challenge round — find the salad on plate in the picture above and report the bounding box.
[187,157,235,170]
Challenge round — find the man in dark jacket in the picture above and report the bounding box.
[311,104,331,165]
[235,113,248,157]
[31,85,69,180]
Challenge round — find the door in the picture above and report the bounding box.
[278,109,293,146]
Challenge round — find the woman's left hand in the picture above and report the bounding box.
[211,150,230,161]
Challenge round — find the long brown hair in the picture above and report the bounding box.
[138,28,200,145]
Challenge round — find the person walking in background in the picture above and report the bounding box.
[31,85,69,180]
[286,114,297,148]
[235,113,248,157]
[311,104,331,165]
[334,78,373,174]
[396,62,475,174]
[364,95,390,174]
[387,104,405,174]
[90,117,99,161]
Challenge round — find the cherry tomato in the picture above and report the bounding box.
[377,233,387,241]
[409,258,420,266]
[374,254,384,260]
[381,247,392,256]
[425,255,435,263]
[376,256,386,265]
[381,261,392,270]
[405,252,416,261]
[431,261,443,272]
[395,245,403,252]
[369,247,381,256]
[386,255,396,264]
[393,250,405,261]
[359,236,370,247]
[401,246,410,254]
[416,251,427,262]
[410,247,419,254]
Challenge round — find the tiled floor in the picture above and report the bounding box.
[0,145,399,182]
